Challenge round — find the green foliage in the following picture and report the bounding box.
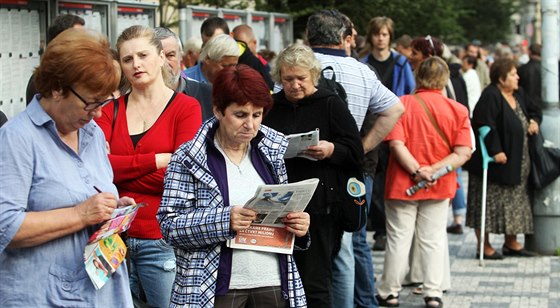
[253,0,517,45]
[161,0,519,45]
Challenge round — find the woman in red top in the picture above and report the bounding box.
[376,57,472,308]
[96,25,202,307]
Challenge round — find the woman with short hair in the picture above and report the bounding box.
[466,58,541,259]
[264,43,364,307]
[158,64,310,307]
[0,28,134,307]
[376,57,472,308]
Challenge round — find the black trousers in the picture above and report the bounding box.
[293,213,343,308]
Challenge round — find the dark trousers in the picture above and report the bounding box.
[371,170,387,237]
[293,213,342,308]
[214,286,288,308]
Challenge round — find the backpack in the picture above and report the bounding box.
[317,66,348,105]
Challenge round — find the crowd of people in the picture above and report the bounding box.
[0,8,546,308]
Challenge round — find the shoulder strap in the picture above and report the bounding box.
[112,98,118,132]
[413,94,452,152]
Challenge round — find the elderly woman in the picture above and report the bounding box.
[466,58,541,259]
[0,29,134,306]
[376,57,472,308]
[185,34,240,84]
[157,64,310,307]
[262,44,364,307]
[96,25,202,307]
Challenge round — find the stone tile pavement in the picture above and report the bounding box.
[368,228,560,308]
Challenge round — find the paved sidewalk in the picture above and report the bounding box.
[369,228,560,308]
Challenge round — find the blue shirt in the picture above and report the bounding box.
[0,96,133,307]
[184,63,209,84]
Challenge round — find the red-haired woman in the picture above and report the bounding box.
[157,64,310,307]
[0,28,134,306]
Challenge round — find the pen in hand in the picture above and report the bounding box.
[93,186,102,193]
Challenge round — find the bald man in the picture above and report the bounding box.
[232,24,273,88]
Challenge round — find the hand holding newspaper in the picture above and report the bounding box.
[83,202,142,289]
[405,165,454,196]
[227,178,319,254]
[284,129,320,160]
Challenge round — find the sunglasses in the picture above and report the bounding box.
[69,87,113,111]
[425,35,436,56]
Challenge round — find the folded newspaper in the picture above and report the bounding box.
[83,203,142,290]
[227,178,319,254]
[284,129,320,160]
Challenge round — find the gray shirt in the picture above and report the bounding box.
[0,96,133,307]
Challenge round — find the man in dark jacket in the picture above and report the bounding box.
[518,44,543,109]
[155,27,213,121]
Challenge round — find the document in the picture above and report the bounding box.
[227,178,319,254]
[284,129,319,160]
[83,203,142,289]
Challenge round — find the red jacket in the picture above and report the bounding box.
[97,92,202,239]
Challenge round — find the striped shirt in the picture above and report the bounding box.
[314,49,399,130]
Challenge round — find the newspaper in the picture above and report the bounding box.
[83,203,142,290]
[227,178,319,254]
[284,129,320,160]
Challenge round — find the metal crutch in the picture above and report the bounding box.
[478,126,495,267]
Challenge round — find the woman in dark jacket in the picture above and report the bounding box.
[263,43,363,307]
[466,58,542,259]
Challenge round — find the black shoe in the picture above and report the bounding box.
[446,224,463,234]
[373,235,387,251]
[502,245,538,257]
[424,296,443,308]
[475,251,504,260]
[376,294,399,307]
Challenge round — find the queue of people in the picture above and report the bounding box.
[0,9,545,308]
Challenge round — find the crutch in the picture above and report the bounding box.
[478,126,495,267]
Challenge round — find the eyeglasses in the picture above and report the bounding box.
[69,87,113,111]
[425,35,436,56]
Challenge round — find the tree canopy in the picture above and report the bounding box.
[162,0,518,45]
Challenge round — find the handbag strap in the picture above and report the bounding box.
[414,94,452,152]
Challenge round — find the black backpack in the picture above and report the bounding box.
[317,66,348,105]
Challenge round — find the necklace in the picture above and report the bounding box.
[216,135,249,174]
[134,107,150,132]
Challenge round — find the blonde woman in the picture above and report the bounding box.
[96,25,202,307]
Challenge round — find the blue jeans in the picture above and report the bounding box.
[352,174,378,307]
[331,231,354,307]
[126,237,176,308]
[451,168,466,216]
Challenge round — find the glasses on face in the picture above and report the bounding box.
[425,35,436,56]
[69,87,113,111]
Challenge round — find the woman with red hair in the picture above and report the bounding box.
[158,64,310,307]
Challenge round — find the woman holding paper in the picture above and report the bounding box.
[157,64,310,307]
[376,57,472,308]
[262,43,364,307]
[0,29,134,306]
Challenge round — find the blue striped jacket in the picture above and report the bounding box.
[158,118,307,307]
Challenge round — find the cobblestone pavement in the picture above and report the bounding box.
[369,228,560,308]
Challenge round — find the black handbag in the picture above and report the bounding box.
[337,172,368,232]
[528,131,560,189]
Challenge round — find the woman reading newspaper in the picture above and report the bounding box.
[262,44,364,307]
[0,29,135,306]
[157,64,310,308]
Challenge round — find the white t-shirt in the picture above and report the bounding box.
[215,140,282,289]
